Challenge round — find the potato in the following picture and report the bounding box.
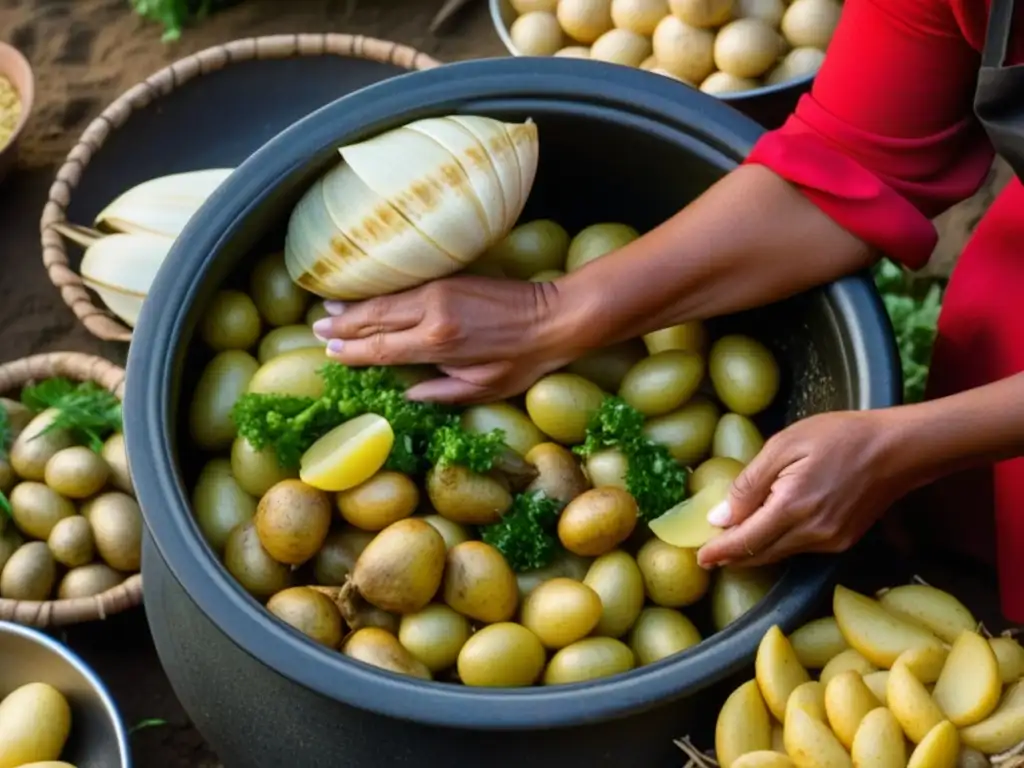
[782,706,852,768]
[520,577,602,649]
[512,0,556,10]
[443,541,519,623]
[878,584,977,645]
[712,413,765,465]
[9,482,75,540]
[254,479,331,565]
[336,471,418,532]
[47,516,94,568]
[932,630,1001,727]
[716,680,773,768]
[418,514,472,552]
[41,446,106,500]
[250,251,309,327]
[955,747,991,768]
[629,607,701,665]
[833,585,944,668]
[781,0,841,49]
[895,644,948,684]
[701,71,760,94]
[342,627,432,680]
[0,529,23,573]
[643,322,708,356]
[643,396,720,465]
[229,437,297,498]
[516,550,592,600]
[636,538,709,607]
[766,46,825,85]
[461,402,545,457]
[247,347,328,398]
[354,518,446,614]
[525,373,606,445]
[305,302,329,325]
[584,550,646,637]
[786,681,826,722]
[647,479,729,549]
[457,623,546,687]
[543,637,635,685]
[193,459,257,553]
[483,220,570,279]
[850,707,906,768]
[558,488,638,556]
[755,625,811,721]
[510,11,564,55]
[960,703,1024,754]
[101,432,132,494]
[709,335,781,415]
[189,350,260,450]
[565,223,639,271]
[771,723,786,753]
[711,566,776,631]
[1001,679,1024,710]
[585,449,629,489]
[566,341,647,393]
[732,754,796,768]
[257,324,322,363]
[267,586,344,647]
[9,409,74,481]
[735,0,785,27]
[611,0,669,35]
[57,563,124,599]
[669,0,732,26]
[789,617,849,669]
[199,289,262,351]
[591,28,654,66]
[908,721,959,768]
[1,397,32,439]
[399,604,472,672]
[714,19,784,79]
[0,682,71,768]
[524,443,589,504]
[824,671,880,749]
[312,527,374,585]
[990,637,1024,683]
[0,458,13,495]
[861,671,889,705]
[820,649,877,687]
[619,351,704,417]
[223,521,293,599]
[887,660,945,743]
[426,465,512,526]
[0,541,56,600]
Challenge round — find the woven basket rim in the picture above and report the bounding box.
[0,351,143,627]
[39,33,443,343]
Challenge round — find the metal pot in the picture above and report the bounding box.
[125,57,899,768]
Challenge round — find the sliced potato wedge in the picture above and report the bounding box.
[879,584,977,645]
[756,625,812,721]
[783,705,853,768]
[887,660,946,743]
[789,617,849,669]
[833,585,945,668]
[820,648,878,687]
[895,644,949,685]
[732,752,797,768]
[931,630,1001,727]
[907,720,959,768]
[960,705,1024,755]
[861,670,889,705]
[850,707,906,768]
[716,679,773,768]
[648,480,729,548]
[771,722,786,753]
[1000,679,1024,711]
[786,681,826,722]
[990,637,1024,684]
[823,671,880,750]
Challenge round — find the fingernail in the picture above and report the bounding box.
[707,500,732,527]
[311,319,333,340]
[326,339,344,355]
[324,301,345,316]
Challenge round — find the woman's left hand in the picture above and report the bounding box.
[697,409,916,568]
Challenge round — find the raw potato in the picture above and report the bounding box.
[713,413,765,465]
[619,350,704,417]
[255,480,332,565]
[716,679,773,768]
[399,604,472,672]
[525,373,606,445]
[644,323,708,356]
[701,72,760,93]
[894,644,948,684]
[755,625,811,721]
[47,516,94,568]
[555,46,592,57]
[766,47,825,85]
[457,623,546,687]
[267,586,344,648]
[652,16,716,83]
[878,584,977,644]
[628,607,701,664]
[189,350,260,450]
[692,456,744,495]
[461,403,544,457]
[230,437,296,498]
[336,471,419,532]
[668,0,733,28]
[515,550,591,600]
[709,334,781,416]
[427,465,513,526]
[520,577,603,648]
[9,409,74,482]
[960,703,1024,754]
[820,648,877,687]
[0,682,72,768]
[643,396,720,465]
[850,707,906,768]
[636,538,709,607]
[313,527,374,585]
[0,529,20,573]
[484,219,569,279]
[789,617,849,669]
[199,289,262,351]
[57,563,124,599]
[648,479,729,548]
[101,433,133,493]
[565,223,640,272]
[443,541,519,623]
[735,0,785,27]
[558,487,638,556]
[907,720,959,768]
[733,754,796,768]
[524,443,590,504]
[590,28,653,67]
[557,0,614,43]
[833,585,944,668]
[566,342,647,394]
[781,0,841,49]
[247,347,328,399]
[611,0,668,35]
[354,518,447,614]
[714,18,783,78]
[9,482,75,540]
[0,542,56,600]
[861,671,889,705]
[511,11,565,54]
[887,660,945,743]
[710,565,776,631]
[44,446,109,499]
[783,705,852,768]
[223,522,293,598]
[257,324,322,363]
[543,637,635,685]
[511,0,557,11]
[250,251,309,327]
[0,398,32,438]
[585,449,629,490]
[584,550,646,637]
[786,681,826,722]
[418,515,472,552]
[990,636,1024,683]
[342,627,431,680]
[931,630,1001,727]
[192,459,257,553]
[85,491,143,572]
[823,671,880,749]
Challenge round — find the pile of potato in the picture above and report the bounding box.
[0,400,140,603]
[506,0,841,95]
[712,583,1024,768]
[185,221,790,687]
[0,681,75,767]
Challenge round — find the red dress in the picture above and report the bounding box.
[746,0,1024,618]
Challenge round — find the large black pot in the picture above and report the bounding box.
[125,58,900,768]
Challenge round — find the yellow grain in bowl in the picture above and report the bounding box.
[0,74,22,150]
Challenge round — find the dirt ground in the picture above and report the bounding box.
[0,1,1011,766]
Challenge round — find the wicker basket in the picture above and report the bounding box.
[40,33,442,343]
[0,352,142,627]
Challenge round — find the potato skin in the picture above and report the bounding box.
[558,488,638,557]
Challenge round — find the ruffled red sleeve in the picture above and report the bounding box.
[746,0,995,269]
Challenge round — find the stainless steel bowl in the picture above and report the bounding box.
[0,621,132,768]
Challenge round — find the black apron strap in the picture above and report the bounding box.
[984,0,1017,68]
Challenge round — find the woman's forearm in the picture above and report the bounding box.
[551,165,876,348]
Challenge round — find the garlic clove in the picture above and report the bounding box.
[340,127,491,263]
[502,120,540,226]
[446,116,525,233]
[79,233,173,327]
[94,168,234,238]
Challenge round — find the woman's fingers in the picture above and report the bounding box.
[312,294,424,341]
[698,494,793,567]
[405,376,494,404]
[707,438,793,530]
[325,329,430,367]
[721,528,817,568]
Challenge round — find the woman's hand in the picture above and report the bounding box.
[697,409,916,568]
[311,275,590,403]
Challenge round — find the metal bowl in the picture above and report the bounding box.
[489,0,815,128]
[0,621,132,768]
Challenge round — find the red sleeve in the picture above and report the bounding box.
[746,0,994,269]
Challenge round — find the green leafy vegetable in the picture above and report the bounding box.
[479,491,563,572]
[129,0,242,41]
[575,397,689,522]
[426,425,506,474]
[20,378,122,452]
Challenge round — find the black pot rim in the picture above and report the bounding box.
[126,58,899,730]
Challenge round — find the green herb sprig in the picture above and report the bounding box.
[20,378,122,452]
[479,491,563,572]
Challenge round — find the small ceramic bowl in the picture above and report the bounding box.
[0,41,34,184]
[0,621,132,767]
